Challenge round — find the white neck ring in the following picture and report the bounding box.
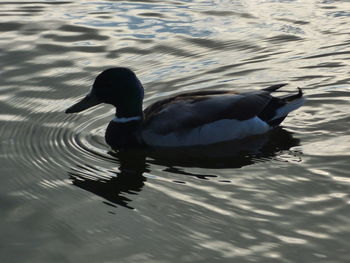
[112,116,142,123]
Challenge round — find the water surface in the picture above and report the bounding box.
[1,0,350,262]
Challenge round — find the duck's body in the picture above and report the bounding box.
[66,68,304,149]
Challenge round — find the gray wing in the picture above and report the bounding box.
[143,90,273,134]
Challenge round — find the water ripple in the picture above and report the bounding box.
[1,0,350,262]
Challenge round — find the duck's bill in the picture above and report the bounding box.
[65,93,101,113]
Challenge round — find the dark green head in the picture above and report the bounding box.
[66,67,144,118]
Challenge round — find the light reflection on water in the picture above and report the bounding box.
[0,0,350,262]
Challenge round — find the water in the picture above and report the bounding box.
[1,0,350,262]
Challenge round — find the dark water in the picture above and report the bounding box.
[1,0,350,262]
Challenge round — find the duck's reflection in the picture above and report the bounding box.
[69,150,148,209]
[69,127,300,209]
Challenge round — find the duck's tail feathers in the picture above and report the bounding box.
[270,88,305,121]
[263,83,288,92]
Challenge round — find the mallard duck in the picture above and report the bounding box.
[66,67,304,148]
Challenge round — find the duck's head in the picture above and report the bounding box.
[65,67,144,118]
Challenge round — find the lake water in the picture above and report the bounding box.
[1,0,350,262]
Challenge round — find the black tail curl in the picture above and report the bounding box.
[282,87,303,102]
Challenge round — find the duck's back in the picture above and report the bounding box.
[141,89,289,147]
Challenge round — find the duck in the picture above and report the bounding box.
[65,67,305,149]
